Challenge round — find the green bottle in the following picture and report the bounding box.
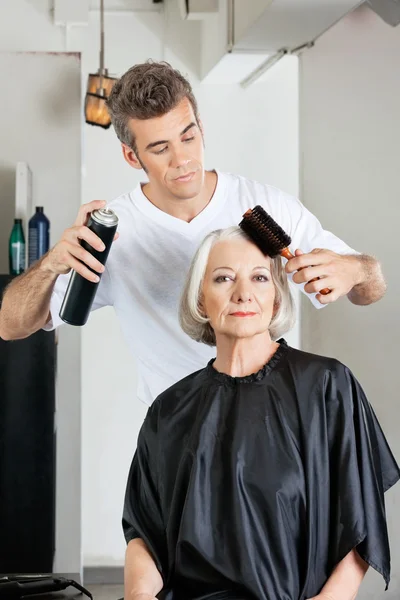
[9,218,26,275]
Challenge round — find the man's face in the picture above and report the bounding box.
[124,97,205,200]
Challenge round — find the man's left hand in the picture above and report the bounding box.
[285,248,363,304]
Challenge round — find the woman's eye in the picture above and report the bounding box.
[254,275,268,282]
[215,276,232,283]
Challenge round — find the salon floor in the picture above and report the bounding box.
[88,584,124,599]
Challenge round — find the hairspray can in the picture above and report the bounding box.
[59,208,118,326]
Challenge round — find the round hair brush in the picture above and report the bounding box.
[239,205,331,295]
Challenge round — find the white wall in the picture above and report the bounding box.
[300,5,400,598]
[0,0,300,569]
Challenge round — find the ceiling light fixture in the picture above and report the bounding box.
[84,0,117,129]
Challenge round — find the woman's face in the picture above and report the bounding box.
[201,238,276,341]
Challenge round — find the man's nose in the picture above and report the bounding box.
[170,148,190,170]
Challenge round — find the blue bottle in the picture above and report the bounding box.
[28,206,50,266]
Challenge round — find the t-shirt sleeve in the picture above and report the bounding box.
[280,190,359,257]
[122,401,168,583]
[325,364,400,589]
[278,190,360,309]
[42,266,113,331]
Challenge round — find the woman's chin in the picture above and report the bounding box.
[220,324,269,340]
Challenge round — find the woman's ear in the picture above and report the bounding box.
[272,300,280,318]
[198,304,207,319]
[198,295,208,319]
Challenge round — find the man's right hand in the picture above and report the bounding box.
[41,200,118,283]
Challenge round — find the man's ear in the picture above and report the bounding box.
[198,118,205,139]
[122,143,142,171]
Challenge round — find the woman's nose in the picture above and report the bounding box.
[232,286,253,304]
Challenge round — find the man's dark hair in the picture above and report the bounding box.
[106,60,200,154]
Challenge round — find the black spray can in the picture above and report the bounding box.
[59,208,118,326]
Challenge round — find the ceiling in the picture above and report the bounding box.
[89,0,162,11]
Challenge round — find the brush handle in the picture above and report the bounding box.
[281,248,330,295]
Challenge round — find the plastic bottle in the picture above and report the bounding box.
[28,206,50,266]
[9,219,26,275]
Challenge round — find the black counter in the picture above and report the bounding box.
[0,274,56,573]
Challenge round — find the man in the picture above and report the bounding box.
[0,61,385,406]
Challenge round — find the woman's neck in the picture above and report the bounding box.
[212,332,279,378]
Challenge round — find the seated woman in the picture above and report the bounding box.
[123,226,399,600]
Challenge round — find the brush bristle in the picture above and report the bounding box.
[239,205,291,257]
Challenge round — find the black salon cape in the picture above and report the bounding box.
[123,340,399,600]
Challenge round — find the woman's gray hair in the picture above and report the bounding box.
[179,226,295,346]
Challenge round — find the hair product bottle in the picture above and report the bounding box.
[28,206,50,266]
[9,218,26,275]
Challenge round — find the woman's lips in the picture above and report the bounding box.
[230,312,257,317]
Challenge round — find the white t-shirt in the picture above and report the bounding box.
[44,171,357,405]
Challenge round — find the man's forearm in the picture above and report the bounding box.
[347,255,386,306]
[311,549,369,600]
[125,538,163,600]
[0,255,58,340]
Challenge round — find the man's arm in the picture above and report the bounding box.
[124,538,163,600]
[0,200,111,341]
[307,548,369,600]
[346,254,386,306]
[285,249,386,306]
[278,191,385,306]
[0,257,59,340]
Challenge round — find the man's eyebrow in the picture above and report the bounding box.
[145,138,168,151]
[145,122,197,151]
[181,122,197,136]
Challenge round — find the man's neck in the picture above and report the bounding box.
[142,170,218,223]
